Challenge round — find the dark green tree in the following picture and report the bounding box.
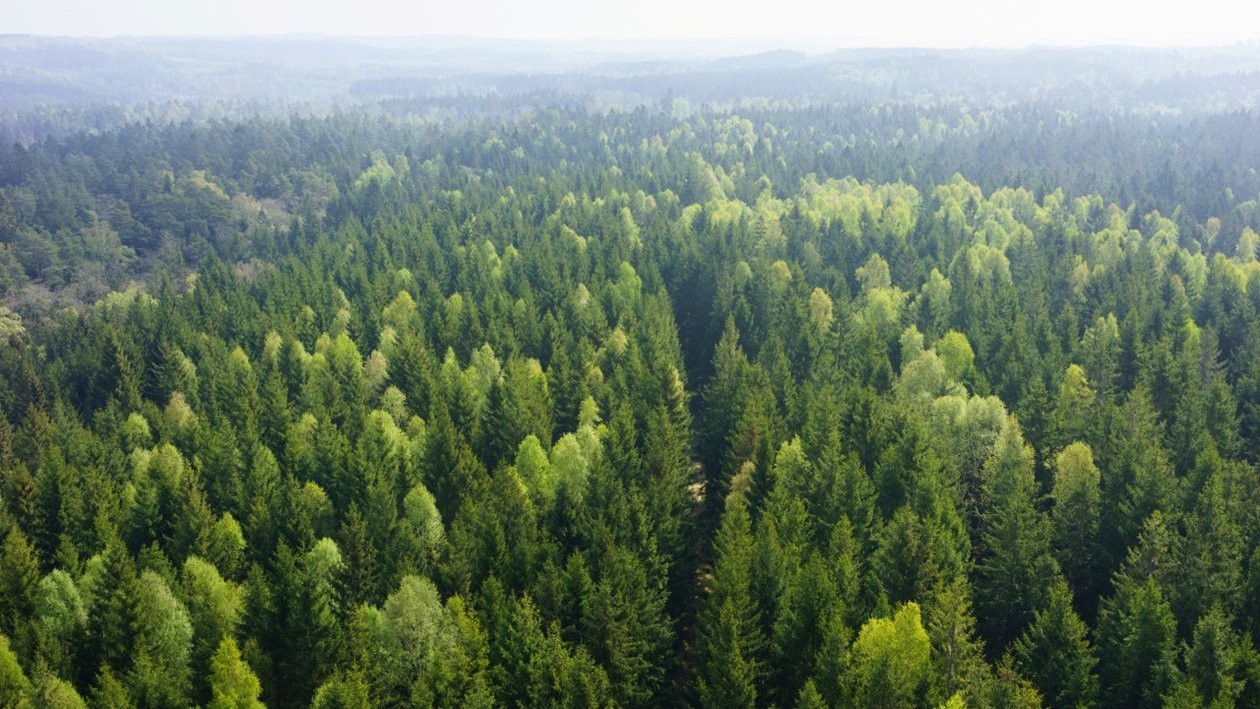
[1012,580,1098,709]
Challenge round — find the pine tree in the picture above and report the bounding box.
[697,599,759,708]
[699,319,756,516]
[86,540,137,676]
[1050,442,1103,616]
[1169,607,1258,708]
[1047,364,1095,454]
[0,525,39,658]
[872,506,968,608]
[924,578,990,706]
[695,489,763,707]
[206,637,264,709]
[794,680,826,709]
[1095,511,1180,708]
[579,542,671,708]
[420,403,488,525]
[771,554,840,704]
[88,666,133,709]
[1174,455,1246,629]
[1103,387,1179,559]
[975,417,1060,651]
[299,539,344,699]
[1097,576,1178,707]
[1012,580,1098,709]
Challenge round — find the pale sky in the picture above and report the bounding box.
[2,0,1256,47]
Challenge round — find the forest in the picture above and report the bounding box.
[2,38,1260,708]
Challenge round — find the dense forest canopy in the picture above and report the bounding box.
[2,36,1260,708]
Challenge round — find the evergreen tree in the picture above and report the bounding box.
[1012,580,1098,709]
[1097,576,1179,707]
[0,72,1258,707]
[924,578,990,706]
[0,525,39,659]
[1166,607,1258,708]
[206,637,265,709]
[975,417,1060,651]
[1050,442,1103,616]
[695,486,763,707]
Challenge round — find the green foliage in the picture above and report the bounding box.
[89,667,133,709]
[1171,607,1258,708]
[975,417,1060,651]
[696,491,763,707]
[31,676,87,709]
[183,556,243,701]
[924,579,990,706]
[206,637,264,709]
[0,81,1258,707]
[129,569,193,706]
[1051,442,1103,613]
[310,671,370,709]
[371,575,451,692]
[1012,581,1098,708]
[34,570,86,675]
[0,634,32,709]
[400,483,444,570]
[935,331,975,383]
[1097,577,1179,708]
[846,603,933,708]
[0,525,39,655]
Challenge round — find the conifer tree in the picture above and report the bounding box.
[0,525,39,658]
[1050,442,1103,616]
[975,417,1060,651]
[1012,580,1098,709]
[695,484,763,707]
[207,637,264,709]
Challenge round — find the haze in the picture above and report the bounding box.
[3,0,1256,47]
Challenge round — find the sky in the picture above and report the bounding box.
[2,0,1257,48]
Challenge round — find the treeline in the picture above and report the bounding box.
[2,102,1260,307]
[1,98,1260,707]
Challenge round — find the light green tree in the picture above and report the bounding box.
[206,637,264,709]
[1051,442,1102,611]
[129,570,193,706]
[846,603,933,708]
[0,634,32,709]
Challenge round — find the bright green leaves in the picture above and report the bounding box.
[846,603,932,709]
[130,570,194,706]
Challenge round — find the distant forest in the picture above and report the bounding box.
[1,38,1260,708]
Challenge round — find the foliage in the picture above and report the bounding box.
[0,65,1259,706]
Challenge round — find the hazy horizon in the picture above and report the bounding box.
[5,0,1258,48]
[4,32,1260,52]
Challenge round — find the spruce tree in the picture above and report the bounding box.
[1013,580,1098,709]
